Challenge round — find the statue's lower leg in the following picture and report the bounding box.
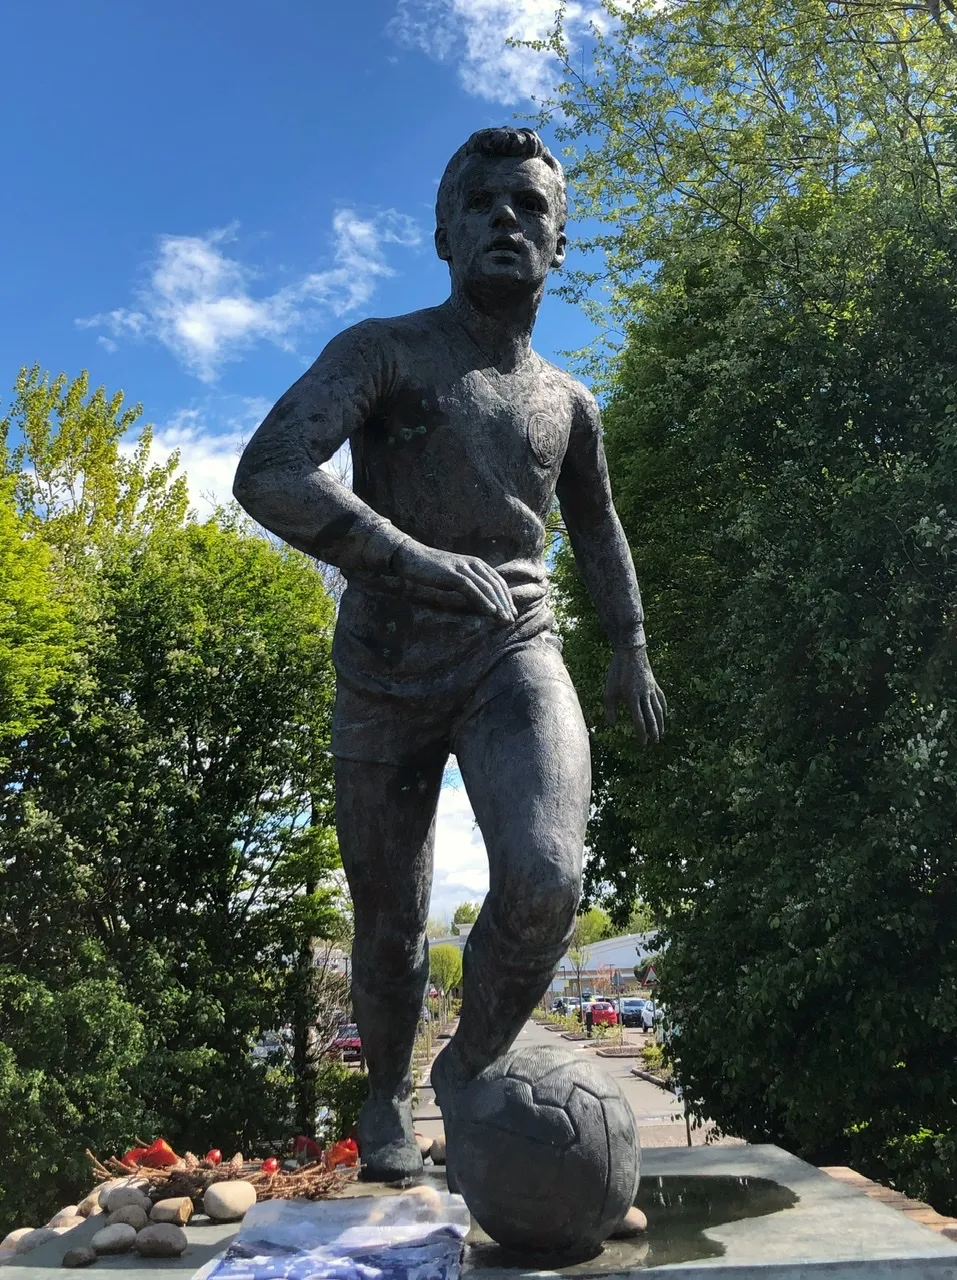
[358,1092,421,1181]
[335,755,441,1182]
[352,962,428,1181]
[432,906,574,1192]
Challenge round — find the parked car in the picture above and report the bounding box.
[251,1027,292,1062]
[620,997,648,1028]
[328,1023,362,1063]
[588,1000,618,1027]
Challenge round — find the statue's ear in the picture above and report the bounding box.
[435,226,451,262]
[551,229,567,270]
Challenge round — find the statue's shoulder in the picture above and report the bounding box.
[331,307,446,359]
[532,354,598,423]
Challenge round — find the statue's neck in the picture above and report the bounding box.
[446,282,542,374]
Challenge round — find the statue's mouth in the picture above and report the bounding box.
[487,236,523,255]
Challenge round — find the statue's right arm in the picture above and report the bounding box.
[233,323,411,575]
[232,323,515,621]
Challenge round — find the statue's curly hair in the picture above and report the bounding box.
[436,127,566,230]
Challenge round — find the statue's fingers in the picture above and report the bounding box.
[651,688,666,739]
[639,694,658,744]
[456,566,502,616]
[632,701,648,745]
[602,682,619,727]
[471,560,516,621]
[656,682,669,719]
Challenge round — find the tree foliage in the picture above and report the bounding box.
[450,900,481,934]
[0,370,343,1232]
[3,366,189,562]
[625,899,656,935]
[540,0,957,1210]
[572,907,615,947]
[540,0,957,334]
[0,480,72,759]
[429,944,463,995]
[0,972,148,1232]
[566,908,614,994]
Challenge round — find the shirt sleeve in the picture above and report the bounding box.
[556,385,647,649]
[233,320,410,575]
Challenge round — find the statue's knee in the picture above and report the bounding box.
[354,927,427,992]
[510,862,580,947]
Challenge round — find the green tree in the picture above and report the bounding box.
[625,900,656,935]
[0,972,149,1234]
[576,907,614,945]
[429,944,463,995]
[2,365,188,563]
[450,900,481,934]
[535,0,957,1209]
[426,917,451,939]
[565,908,614,1000]
[0,370,343,1231]
[0,478,72,760]
[538,0,957,338]
[2,518,341,1132]
[556,195,957,1205]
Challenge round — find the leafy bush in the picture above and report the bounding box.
[0,971,149,1233]
[548,0,957,1211]
[315,1062,367,1142]
[429,945,462,995]
[0,370,343,1233]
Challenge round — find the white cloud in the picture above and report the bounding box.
[430,761,489,924]
[124,390,355,526]
[388,0,602,104]
[119,398,264,517]
[80,211,421,382]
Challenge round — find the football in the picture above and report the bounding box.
[451,1043,640,1258]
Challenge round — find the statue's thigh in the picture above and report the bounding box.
[335,753,446,927]
[454,657,591,885]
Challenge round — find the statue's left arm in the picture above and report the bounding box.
[555,388,667,746]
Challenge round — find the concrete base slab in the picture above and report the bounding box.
[4,1144,957,1277]
[465,1145,957,1276]
[0,1214,239,1280]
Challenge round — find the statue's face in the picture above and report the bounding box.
[436,154,566,299]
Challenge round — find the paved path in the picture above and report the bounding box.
[413,1019,705,1149]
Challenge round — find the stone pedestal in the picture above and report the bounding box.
[6,1144,957,1278]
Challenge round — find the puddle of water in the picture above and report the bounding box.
[465,1175,799,1272]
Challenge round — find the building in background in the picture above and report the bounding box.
[550,932,658,996]
[430,925,657,995]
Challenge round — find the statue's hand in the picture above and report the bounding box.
[391,540,517,624]
[603,646,667,746]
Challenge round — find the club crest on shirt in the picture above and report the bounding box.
[527,412,563,468]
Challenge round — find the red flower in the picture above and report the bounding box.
[292,1135,322,1161]
[140,1138,179,1169]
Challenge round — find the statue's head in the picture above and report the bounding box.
[435,128,567,302]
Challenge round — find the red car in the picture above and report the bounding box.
[329,1024,362,1063]
[588,1001,618,1027]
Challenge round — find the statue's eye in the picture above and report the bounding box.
[467,192,490,213]
[522,195,546,213]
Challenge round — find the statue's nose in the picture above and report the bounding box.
[491,201,519,229]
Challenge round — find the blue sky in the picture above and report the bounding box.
[0,0,606,922]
